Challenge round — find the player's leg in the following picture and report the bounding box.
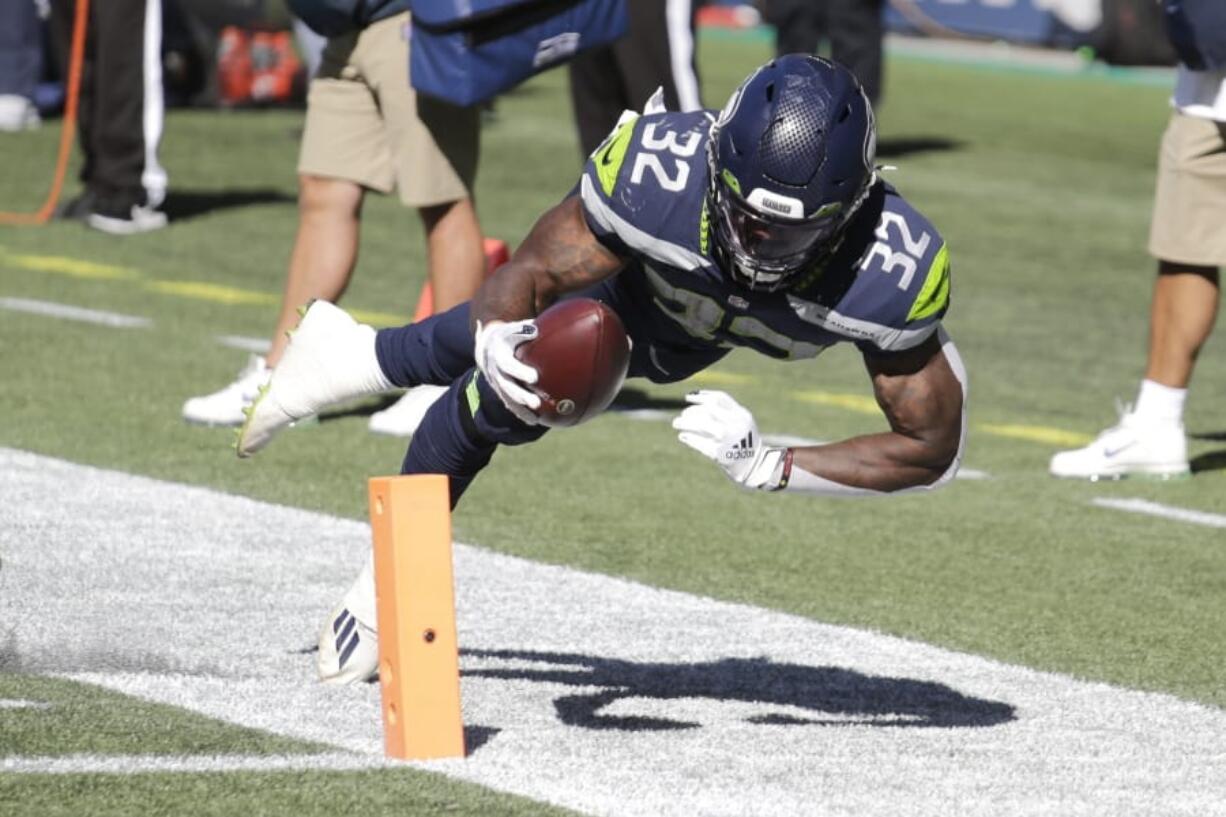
[237,302,476,456]
[319,367,547,683]
[400,370,549,505]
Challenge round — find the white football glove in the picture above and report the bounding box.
[474,319,542,425]
[672,390,788,490]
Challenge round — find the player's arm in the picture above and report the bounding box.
[468,195,626,424]
[470,195,624,329]
[787,332,965,492]
[674,329,968,495]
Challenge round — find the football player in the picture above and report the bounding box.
[237,55,968,684]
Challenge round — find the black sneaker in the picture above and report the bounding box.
[55,190,97,222]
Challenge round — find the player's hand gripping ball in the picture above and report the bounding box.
[514,298,630,427]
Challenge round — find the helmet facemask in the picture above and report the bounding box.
[705,55,878,293]
[708,147,858,291]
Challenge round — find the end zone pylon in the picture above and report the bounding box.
[368,474,465,760]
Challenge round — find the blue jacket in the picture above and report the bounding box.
[1163,0,1226,70]
[288,0,408,37]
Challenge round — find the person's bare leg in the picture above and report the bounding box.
[1144,260,1220,389]
[266,174,365,366]
[419,197,484,311]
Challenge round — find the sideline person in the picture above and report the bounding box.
[182,1,485,436]
[1050,0,1226,480]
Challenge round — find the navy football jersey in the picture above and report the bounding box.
[578,110,951,360]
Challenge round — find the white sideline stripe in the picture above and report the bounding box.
[1,448,1224,817]
[0,297,152,328]
[0,699,51,710]
[1092,497,1226,529]
[216,335,271,354]
[1,753,390,775]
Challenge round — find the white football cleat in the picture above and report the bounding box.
[182,355,270,426]
[367,384,447,436]
[236,301,393,457]
[0,94,40,132]
[318,604,379,685]
[318,555,379,685]
[1049,407,1190,480]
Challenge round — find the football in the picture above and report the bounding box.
[514,298,631,427]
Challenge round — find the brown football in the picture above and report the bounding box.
[514,298,631,427]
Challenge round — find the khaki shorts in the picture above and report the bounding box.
[297,12,479,207]
[1148,111,1226,267]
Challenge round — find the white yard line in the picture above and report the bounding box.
[0,297,151,329]
[1091,497,1226,530]
[1,753,391,775]
[215,335,271,354]
[0,699,50,710]
[1,449,1222,817]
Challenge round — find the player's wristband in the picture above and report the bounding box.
[768,448,794,492]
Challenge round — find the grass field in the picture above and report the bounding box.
[2,31,1225,816]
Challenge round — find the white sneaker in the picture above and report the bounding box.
[237,301,393,457]
[1049,406,1190,480]
[182,355,270,426]
[87,204,168,235]
[368,384,447,436]
[317,555,379,685]
[0,94,40,132]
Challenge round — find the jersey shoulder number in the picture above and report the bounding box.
[584,111,710,202]
[854,190,951,327]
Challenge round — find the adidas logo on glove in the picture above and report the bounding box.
[724,432,757,461]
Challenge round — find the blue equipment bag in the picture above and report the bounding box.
[408,0,628,107]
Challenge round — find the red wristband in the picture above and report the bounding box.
[772,448,794,492]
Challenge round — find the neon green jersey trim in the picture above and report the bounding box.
[465,373,481,416]
[720,169,742,196]
[907,242,951,322]
[595,115,639,197]
[699,199,711,255]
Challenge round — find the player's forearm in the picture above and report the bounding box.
[470,262,543,329]
[470,196,622,331]
[786,430,958,494]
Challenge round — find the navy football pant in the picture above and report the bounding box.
[373,280,728,507]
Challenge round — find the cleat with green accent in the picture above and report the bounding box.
[236,301,394,457]
[1049,406,1190,481]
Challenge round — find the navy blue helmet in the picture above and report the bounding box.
[708,55,877,291]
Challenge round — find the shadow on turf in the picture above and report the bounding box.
[163,188,295,221]
[877,136,962,158]
[462,648,1015,731]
